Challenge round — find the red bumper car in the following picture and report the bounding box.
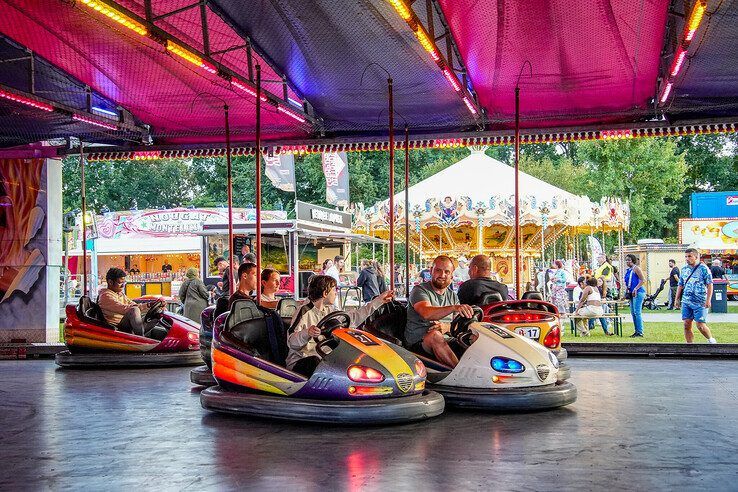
[56,296,201,368]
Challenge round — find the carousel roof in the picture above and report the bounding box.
[389,149,580,207]
[359,148,629,231]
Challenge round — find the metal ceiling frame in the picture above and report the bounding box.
[68,116,738,160]
[77,0,317,128]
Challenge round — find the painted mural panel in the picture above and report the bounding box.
[0,158,47,342]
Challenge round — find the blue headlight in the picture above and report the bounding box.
[491,356,525,373]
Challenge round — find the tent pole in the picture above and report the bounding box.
[404,125,410,298]
[80,141,87,296]
[255,64,262,304]
[225,105,235,297]
[388,77,395,294]
[514,86,521,299]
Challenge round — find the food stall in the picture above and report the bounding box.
[200,201,385,298]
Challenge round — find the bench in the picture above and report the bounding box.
[568,313,627,337]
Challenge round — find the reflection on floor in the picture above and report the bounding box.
[1,358,736,489]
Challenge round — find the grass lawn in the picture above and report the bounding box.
[564,322,738,343]
[607,303,737,314]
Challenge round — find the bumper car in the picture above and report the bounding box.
[56,296,201,368]
[190,297,299,387]
[200,299,444,424]
[479,292,570,381]
[361,302,576,412]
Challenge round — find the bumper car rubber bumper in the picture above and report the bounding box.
[557,363,571,381]
[55,350,203,368]
[430,380,576,412]
[200,386,445,424]
[190,365,217,387]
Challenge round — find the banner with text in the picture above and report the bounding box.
[321,151,350,207]
[264,152,295,192]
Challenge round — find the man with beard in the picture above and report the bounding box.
[405,255,475,367]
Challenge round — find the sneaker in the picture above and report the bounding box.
[708,337,717,344]
[629,333,643,338]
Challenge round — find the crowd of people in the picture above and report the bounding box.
[94,243,725,363]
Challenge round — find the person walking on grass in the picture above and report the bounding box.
[675,248,717,344]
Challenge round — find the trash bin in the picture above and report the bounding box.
[711,279,728,313]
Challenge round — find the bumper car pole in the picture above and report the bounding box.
[80,141,87,297]
[255,64,262,304]
[225,103,234,297]
[388,77,394,287]
[404,125,410,298]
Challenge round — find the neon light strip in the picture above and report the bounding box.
[442,68,461,92]
[0,88,54,111]
[166,40,217,74]
[659,82,673,104]
[414,27,440,62]
[386,0,478,117]
[388,0,412,21]
[231,79,267,102]
[80,0,148,36]
[92,106,118,117]
[670,46,687,77]
[463,97,477,115]
[278,105,307,123]
[685,0,707,42]
[73,114,119,130]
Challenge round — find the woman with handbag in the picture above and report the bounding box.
[178,267,209,323]
[624,254,647,337]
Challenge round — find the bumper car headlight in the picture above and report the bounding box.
[491,356,525,373]
[347,365,385,383]
[548,351,560,368]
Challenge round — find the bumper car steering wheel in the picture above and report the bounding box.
[450,306,483,348]
[143,300,165,324]
[314,311,351,357]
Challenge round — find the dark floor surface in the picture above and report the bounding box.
[1,358,737,491]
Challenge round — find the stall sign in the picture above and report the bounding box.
[96,208,288,239]
[727,196,738,206]
[679,219,738,247]
[296,201,351,229]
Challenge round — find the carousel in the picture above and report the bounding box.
[355,148,630,285]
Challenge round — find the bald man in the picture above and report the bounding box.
[457,254,509,306]
[405,255,475,367]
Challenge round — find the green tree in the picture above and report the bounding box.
[575,139,688,240]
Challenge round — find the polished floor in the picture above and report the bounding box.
[1,358,737,490]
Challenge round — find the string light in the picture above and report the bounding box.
[79,0,148,36]
[73,113,119,130]
[231,79,267,102]
[442,68,461,92]
[684,0,707,42]
[387,0,413,21]
[278,105,307,123]
[166,40,217,74]
[0,88,54,111]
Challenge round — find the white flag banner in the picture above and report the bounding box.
[264,152,295,192]
[588,235,603,269]
[321,151,350,207]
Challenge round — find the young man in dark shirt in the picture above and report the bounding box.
[228,262,258,308]
[457,254,509,306]
[667,259,680,309]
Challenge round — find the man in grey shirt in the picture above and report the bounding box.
[405,255,474,367]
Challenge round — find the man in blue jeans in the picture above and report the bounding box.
[675,248,717,344]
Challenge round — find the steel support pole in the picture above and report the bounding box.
[388,78,395,293]
[255,64,262,304]
[514,86,521,299]
[225,105,234,297]
[404,125,410,298]
[80,142,87,296]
